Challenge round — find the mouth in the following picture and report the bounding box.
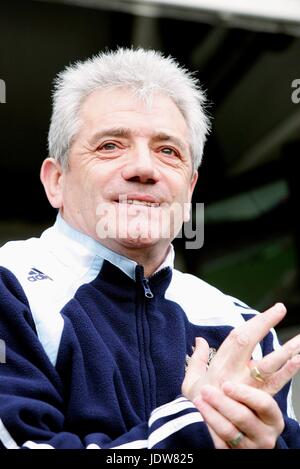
[114,195,161,208]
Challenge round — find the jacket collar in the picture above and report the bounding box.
[41,213,174,281]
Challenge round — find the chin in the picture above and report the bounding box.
[117,235,161,249]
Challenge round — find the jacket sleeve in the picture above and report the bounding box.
[236,302,300,449]
[261,322,300,449]
[0,267,214,449]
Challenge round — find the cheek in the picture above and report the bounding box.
[171,175,193,201]
[62,171,91,209]
[171,176,194,221]
[164,165,193,190]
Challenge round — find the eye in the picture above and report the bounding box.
[159,147,179,157]
[99,142,119,151]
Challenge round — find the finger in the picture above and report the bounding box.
[194,396,246,449]
[182,337,209,399]
[263,354,300,395]
[222,381,284,432]
[189,337,210,375]
[280,333,300,360]
[258,334,300,376]
[202,383,282,448]
[219,303,286,362]
[200,384,259,439]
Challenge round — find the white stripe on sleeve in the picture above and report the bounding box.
[149,400,196,427]
[148,412,203,448]
[0,419,19,449]
[23,441,54,449]
[112,439,148,449]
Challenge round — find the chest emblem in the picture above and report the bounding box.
[27,267,53,282]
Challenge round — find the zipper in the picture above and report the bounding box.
[142,277,154,298]
[135,265,155,416]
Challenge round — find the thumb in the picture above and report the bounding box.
[188,337,210,377]
[182,337,209,399]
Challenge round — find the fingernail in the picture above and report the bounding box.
[274,303,287,313]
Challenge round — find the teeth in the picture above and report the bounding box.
[120,199,159,207]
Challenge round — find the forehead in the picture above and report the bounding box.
[79,86,189,139]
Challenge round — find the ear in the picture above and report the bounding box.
[183,171,198,222]
[40,158,64,208]
[189,171,198,199]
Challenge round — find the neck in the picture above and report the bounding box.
[104,240,170,277]
[57,213,171,277]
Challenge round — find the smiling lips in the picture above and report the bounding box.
[120,199,160,207]
[115,194,161,207]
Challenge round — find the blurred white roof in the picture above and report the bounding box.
[38,0,300,34]
[139,0,300,23]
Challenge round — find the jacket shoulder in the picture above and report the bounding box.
[0,238,42,272]
[167,269,258,326]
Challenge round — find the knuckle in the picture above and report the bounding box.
[233,409,250,427]
[227,328,238,342]
[256,393,276,414]
[285,345,296,357]
[237,411,250,426]
[257,399,271,414]
[228,328,250,347]
[222,428,237,442]
[260,314,270,326]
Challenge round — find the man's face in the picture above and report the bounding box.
[58,86,198,252]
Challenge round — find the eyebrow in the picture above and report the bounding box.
[89,127,189,154]
[151,132,188,154]
[89,128,131,147]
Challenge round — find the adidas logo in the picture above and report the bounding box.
[27,268,53,282]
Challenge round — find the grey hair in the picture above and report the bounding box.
[48,47,210,171]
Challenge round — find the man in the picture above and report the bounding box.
[0,48,300,449]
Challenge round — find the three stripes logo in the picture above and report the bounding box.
[27,268,53,282]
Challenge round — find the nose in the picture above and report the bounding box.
[121,144,160,184]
